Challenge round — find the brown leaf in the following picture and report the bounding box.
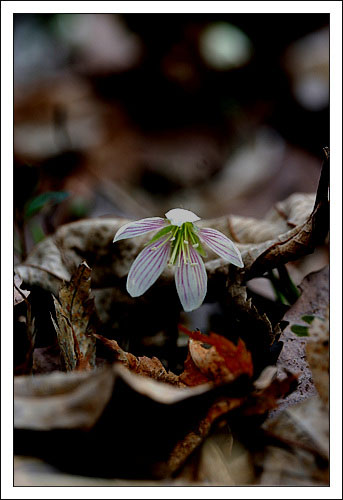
[166,396,245,476]
[179,351,212,387]
[179,326,253,383]
[52,261,96,371]
[51,299,76,371]
[94,333,181,386]
[96,327,253,388]
[242,372,298,416]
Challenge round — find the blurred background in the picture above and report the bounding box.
[14,13,329,262]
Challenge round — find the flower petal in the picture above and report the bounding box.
[199,228,243,267]
[127,236,170,297]
[165,208,200,227]
[175,246,207,312]
[113,217,166,243]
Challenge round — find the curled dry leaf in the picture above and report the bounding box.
[179,350,215,387]
[95,327,253,388]
[94,333,181,386]
[51,261,96,371]
[246,152,329,278]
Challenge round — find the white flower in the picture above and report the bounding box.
[113,208,243,312]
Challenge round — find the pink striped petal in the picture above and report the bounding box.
[113,217,166,243]
[127,236,171,297]
[175,246,207,312]
[199,228,243,268]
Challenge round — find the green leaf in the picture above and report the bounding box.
[145,225,174,246]
[25,191,69,219]
[29,221,46,244]
[194,241,207,258]
[290,325,309,337]
[301,315,315,325]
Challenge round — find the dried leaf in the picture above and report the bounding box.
[246,153,329,278]
[179,326,253,383]
[14,274,30,306]
[242,372,298,416]
[92,329,294,478]
[166,396,245,476]
[96,327,252,388]
[51,299,76,371]
[196,430,236,486]
[196,429,255,486]
[306,307,329,406]
[52,261,96,371]
[14,456,198,486]
[168,372,297,476]
[259,395,329,485]
[211,278,282,375]
[276,266,329,412]
[94,333,181,386]
[15,233,70,296]
[14,368,114,431]
[179,351,212,387]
